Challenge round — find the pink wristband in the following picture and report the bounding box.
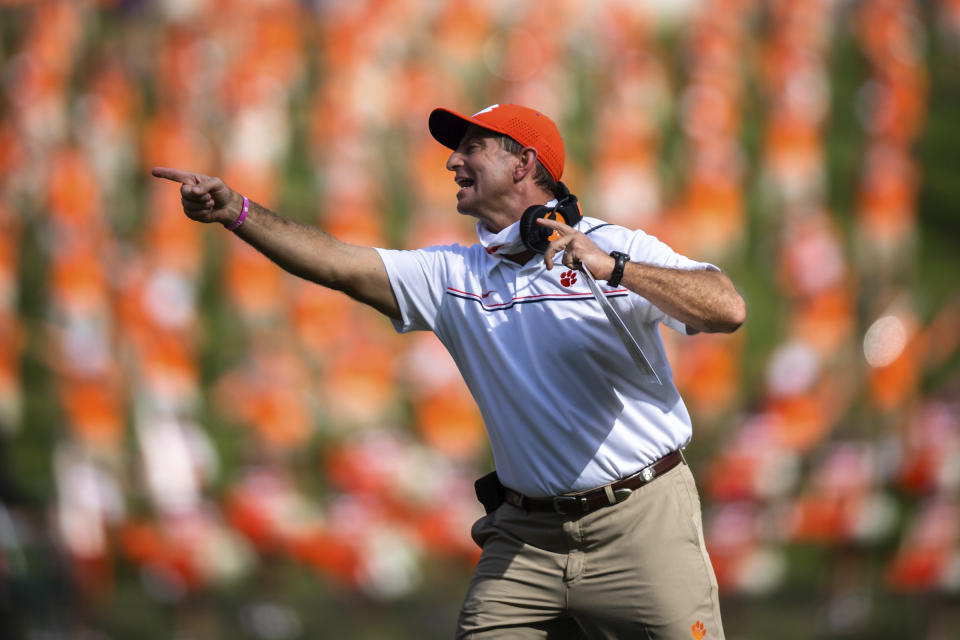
[226,196,249,231]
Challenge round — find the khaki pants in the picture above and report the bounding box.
[457,463,724,640]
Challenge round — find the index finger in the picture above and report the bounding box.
[151,167,201,185]
[536,216,575,234]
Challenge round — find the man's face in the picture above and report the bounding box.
[445,125,518,227]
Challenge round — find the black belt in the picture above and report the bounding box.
[504,450,685,515]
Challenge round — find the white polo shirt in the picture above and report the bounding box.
[375,217,718,497]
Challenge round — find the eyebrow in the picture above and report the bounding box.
[460,133,485,147]
[460,128,497,147]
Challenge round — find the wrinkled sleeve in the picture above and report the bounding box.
[374,246,457,334]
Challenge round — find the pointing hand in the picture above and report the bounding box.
[151,167,242,226]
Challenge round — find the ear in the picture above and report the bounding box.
[514,147,539,182]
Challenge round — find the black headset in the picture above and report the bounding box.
[518,181,583,254]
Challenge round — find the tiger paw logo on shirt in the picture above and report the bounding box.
[560,270,578,287]
[691,620,707,639]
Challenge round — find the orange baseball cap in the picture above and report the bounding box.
[429,104,565,181]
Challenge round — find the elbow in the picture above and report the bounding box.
[702,293,746,334]
[719,294,746,333]
[702,272,746,333]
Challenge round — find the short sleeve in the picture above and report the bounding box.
[623,230,719,274]
[374,245,460,333]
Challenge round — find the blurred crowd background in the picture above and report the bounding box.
[0,0,958,638]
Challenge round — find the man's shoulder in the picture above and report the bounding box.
[388,240,489,274]
[579,217,649,247]
[411,240,478,253]
[386,239,479,257]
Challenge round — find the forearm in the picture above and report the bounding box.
[223,193,400,318]
[535,217,745,333]
[616,261,746,334]
[228,195,341,285]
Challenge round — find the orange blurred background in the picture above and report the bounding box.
[0,1,958,638]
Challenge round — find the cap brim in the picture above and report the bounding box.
[428,108,475,150]
[429,108,514,150]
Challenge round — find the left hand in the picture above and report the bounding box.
[538,217,616,279]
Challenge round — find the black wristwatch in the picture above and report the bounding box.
[607,251,630,287]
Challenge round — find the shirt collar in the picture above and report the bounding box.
[476,199,560,272]
[477,206,583,274]
[476,218,527,257]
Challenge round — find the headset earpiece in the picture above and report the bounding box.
[519,182,583,254]
[519,204,551,254]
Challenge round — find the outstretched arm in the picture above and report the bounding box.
[538,218,745,334]
[152,167,400,319]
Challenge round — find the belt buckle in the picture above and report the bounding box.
[552,495,581,514]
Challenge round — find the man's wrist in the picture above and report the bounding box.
[226,194,250,231]
[223,191,246,228]
[607,251,630,287]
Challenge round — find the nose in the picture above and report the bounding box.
[446,149,463,172]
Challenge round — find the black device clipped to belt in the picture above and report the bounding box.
[474,470,506,514]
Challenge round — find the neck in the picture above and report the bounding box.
[480,185,556,233]
[503,250,535,265]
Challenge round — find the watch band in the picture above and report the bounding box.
[607,251,630,287]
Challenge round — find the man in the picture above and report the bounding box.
[154,103,745,639]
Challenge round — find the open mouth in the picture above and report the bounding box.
[455,177,474,191]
